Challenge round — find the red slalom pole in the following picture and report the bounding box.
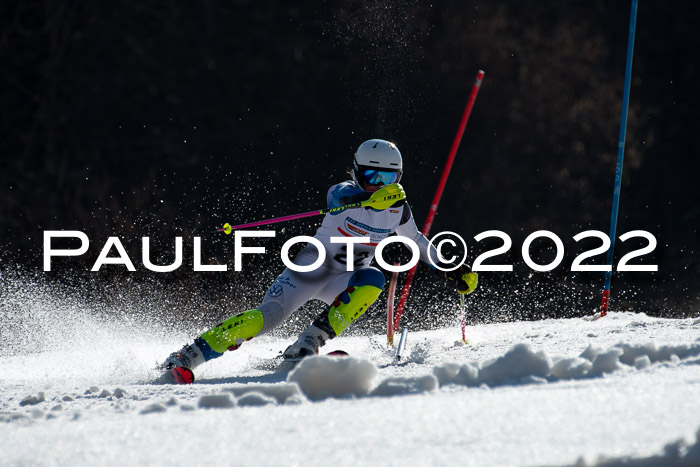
[386,266,399,346]
[392,70,485,333]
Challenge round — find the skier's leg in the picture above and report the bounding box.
[160,308,264,370]
[284,267,385,358]
[161,266,326,371]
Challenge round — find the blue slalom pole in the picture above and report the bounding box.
[600,0,638,317]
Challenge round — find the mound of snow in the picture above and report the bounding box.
[225,383,304,405]
[433,343,551,387]
[139,403,167,414]
[479,343,551,386]
[19,392,46,406]
[287,355,377,401]
[198,393,236,409]
[616,341,700,365]
[370,375,438,397]
[550,357,592,379]
[235,392,278,407]
[279,339,700,401]
[433,341,700,388]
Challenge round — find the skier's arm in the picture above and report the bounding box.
[327,182,405,213]
[327,182,371,213]
[394,203,478,294]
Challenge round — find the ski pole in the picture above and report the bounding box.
[219,186,405,234]
[392,70,485,333]
[599,0,638,318]
[219,207,351,234]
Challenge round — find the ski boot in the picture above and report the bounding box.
[155,342,204,384]
[157,309,265,384]
[283,325,330,361]
[161,342,206,371]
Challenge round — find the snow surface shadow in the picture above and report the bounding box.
[195,372,290,386]
[573,425,700,466]
[376,360,415,370]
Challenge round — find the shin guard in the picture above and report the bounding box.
[313,269,385,338]
[198,308,264,355]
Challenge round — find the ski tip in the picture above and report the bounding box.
[155,367,195,385]
[326,350,349,357]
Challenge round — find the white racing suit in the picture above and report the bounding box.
[257,180,438,333]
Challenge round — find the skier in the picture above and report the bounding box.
[160,139,478,383]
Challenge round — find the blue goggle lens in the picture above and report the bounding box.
[361,169,399,185]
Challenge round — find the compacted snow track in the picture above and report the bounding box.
[2,309,700,466]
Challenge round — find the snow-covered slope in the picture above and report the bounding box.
[2,308,699,466]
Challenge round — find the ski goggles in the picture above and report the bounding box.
[360,169,400,186]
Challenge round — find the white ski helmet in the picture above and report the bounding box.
[352,139,403,186]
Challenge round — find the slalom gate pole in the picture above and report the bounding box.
[600,0,638,318]
[396,328,409,360]
[391,70,485,334]
[386,265,399,346]
[459,293,469,344]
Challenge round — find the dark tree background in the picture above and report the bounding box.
[1,1,698,331]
